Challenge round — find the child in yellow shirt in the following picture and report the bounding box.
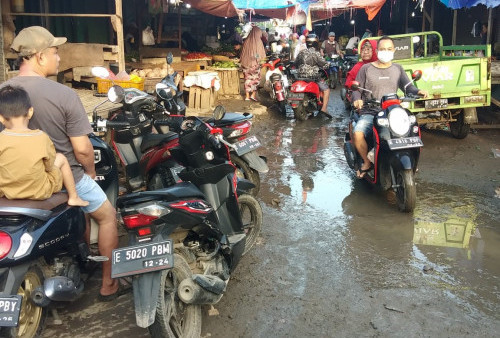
[0,85,88,206]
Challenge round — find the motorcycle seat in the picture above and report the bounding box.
[211,112,252,127]
[116,181,205,208]
[0,192,69,221]
[141,132,178,153]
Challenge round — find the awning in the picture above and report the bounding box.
[309,0,387,21]
[184,0,240,17]
[437,0,500,9]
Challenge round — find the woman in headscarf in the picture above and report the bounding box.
[293,35,307,60]
[289,33,299,61]
[344,39,378,89]
[240,26,267,101]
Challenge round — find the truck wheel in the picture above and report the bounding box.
[238,194,263,255]
[395,169,416,212]
[449,110,470,139]
[230,154,260,196]
[1,264,47,338]
[148,253,202,338]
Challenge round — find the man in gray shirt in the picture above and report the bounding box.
[3,26,121,301]
[352,36,427,178]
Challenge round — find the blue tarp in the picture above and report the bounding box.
[232,0,306,9]
[438,0,500,9]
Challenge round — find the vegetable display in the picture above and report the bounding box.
[212,61,238,68]
[185,52,211,60]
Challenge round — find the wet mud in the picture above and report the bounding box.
[42,88,500,337]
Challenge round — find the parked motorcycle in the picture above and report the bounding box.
[287,69,332,121]
[154,52,186,116]
[92,66,268,196]
[262,57,294,118]
[0,125,120,337]
[343,71,424,212]
[112,114,262,335]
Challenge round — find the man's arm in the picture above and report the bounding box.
[70,135,96,178]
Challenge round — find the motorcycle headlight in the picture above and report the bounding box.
[388,107,411,136]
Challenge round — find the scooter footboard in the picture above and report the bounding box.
[133,271,162,328]
[241,151,269,173]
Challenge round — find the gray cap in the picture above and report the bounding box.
[11,26,67,57]
[328,32,336,37]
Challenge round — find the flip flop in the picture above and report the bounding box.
[98,279,132,302]
[245,98,251,101]
[320,110,333,119]
[250,97,259,102]
[357,163,374,179]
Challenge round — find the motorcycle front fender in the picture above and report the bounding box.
[241,151,269,173]
[132,271,162,328]
[389,151,417,172]
[236,177,255,194]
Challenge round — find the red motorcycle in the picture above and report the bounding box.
[286,69,331,121]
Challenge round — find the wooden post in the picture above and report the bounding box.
[405,0,409,33]
[178,5,182,52]
[487,7,492,45]
[430,0,434,31]
[157,12,164,44]
[452,10,457,44]
[115,0,125,72]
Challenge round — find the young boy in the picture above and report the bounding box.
[0,85,88,206]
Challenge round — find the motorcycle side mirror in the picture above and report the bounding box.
[108,85,125,103]
[156,83,173,100]
[166,52,174,65]
[213,105,226,121]
[350,81,360,91]
[412,70,422,81]
[91,66,110,79]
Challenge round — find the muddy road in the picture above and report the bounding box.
[42,89,500,337]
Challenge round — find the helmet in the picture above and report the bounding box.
[306,33,319,50]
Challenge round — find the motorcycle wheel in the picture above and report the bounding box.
[395,169,416,212]
[148,253,202,338]
[1,264,47,338]
[294,102,309,121]
[238,194,263,255]
[230,154,260,196]
[329,72,337,89]
[278,100,287,115]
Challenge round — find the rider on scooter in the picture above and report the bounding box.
[295,43,332,117]
[352,36,428,178]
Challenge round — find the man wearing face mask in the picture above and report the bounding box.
[352,36,428,179]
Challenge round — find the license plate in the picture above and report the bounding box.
[111,240,173,278]
[233,135,261,156]
[0,295,22,327]
[424,98,448,109]
[387,137,424,150]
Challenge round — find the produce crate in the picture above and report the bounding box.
[187,85,217,111]
[96,78,144,94]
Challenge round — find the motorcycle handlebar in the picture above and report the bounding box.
[105,120,131,128]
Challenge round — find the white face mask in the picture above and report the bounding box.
[377,50,394,63]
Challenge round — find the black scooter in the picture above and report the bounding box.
[112,114,262,336]
[343,70,424,212]
[0,132,119,337]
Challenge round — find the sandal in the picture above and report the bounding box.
[357,163,374,179]
[98,278,132,302]
[250,97,259,102]
[320,110,333,119]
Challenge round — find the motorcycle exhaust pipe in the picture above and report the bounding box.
[32,276,84,304]
[178,274,226,305]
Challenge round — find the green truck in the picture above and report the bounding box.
[369,31,491,139]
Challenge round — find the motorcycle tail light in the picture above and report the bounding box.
[413,126,419,134]
[122,214,158,229]
[0,231,12,260]
[278,66,284,71]
[137,227,152,236]
[228,121,251,138]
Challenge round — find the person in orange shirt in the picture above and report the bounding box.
[0,85,88,207]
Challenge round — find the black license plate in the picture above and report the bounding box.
[0,295,22,327]
[387,137,424,150]
[111,240,173,278]
[424,98,448,109]
[233,135,261,156]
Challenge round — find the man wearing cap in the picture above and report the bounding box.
[2,26,120,301]
[320,32,343,58]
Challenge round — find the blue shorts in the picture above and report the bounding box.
[353,114,374,136]
[75,174,108,213]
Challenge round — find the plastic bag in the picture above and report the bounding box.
[142,26,155,46]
